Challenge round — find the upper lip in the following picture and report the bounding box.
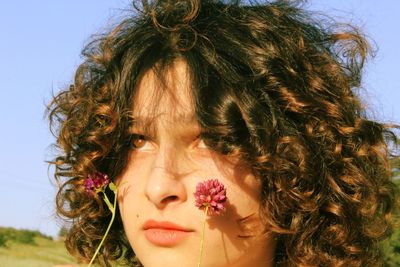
[143,220,193,232]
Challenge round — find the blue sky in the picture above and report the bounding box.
[0,0,399,238]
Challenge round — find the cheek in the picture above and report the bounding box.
[116,171,146,240]
[212,160,261,213]
[118,188,150,253]
[222,184,263,239]
[229,173,261,207]
[118,188,138,229]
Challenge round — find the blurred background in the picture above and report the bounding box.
[0,0,399,265]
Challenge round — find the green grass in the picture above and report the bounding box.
[0,228,83,267]
[0,227,128,267]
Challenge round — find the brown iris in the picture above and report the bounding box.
[130,135,147,149]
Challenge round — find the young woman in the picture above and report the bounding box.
[48,0,399,266]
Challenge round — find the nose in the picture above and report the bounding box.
[144,145,187,209]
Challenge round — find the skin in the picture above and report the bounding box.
[116,59,276,267]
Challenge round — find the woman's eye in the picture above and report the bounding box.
[129,135,153,150]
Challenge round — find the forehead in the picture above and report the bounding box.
[132,59,195,124]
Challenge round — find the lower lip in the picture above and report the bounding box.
[144,228,191,246]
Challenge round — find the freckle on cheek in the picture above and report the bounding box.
[136,214,139,218]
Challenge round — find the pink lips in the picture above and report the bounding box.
[143,220,193,247]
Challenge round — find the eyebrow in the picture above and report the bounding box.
[128,113,199,134]
[131,113,197,124]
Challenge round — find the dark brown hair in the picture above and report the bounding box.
[48,0,399,266]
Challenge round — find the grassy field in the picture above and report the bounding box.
[0,228,83,267]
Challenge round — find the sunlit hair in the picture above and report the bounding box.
[48,0,399,266]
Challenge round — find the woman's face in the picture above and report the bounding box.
[117,59,275,267]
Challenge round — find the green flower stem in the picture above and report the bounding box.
[102,191,114,212]
[88,188,118,267]
[197,205,209,267]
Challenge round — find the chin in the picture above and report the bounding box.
[136,252,196,267]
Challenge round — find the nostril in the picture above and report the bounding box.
[162,195,178,203]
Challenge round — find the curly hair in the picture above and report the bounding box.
[47,0,399,266]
